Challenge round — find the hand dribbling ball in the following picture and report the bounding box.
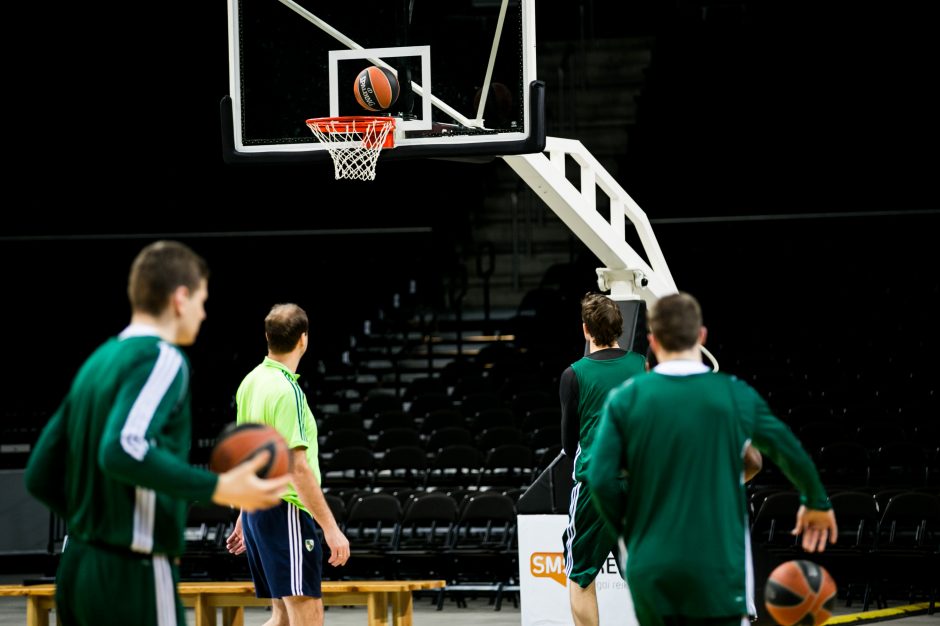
[764,560,837,626]
[209,423,291,478]
[354,65,400,112]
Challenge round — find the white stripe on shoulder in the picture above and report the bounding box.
[121,343,183,461]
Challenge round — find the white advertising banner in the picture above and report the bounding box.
[518,514,638,626]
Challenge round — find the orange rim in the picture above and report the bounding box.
[305,116,396,149]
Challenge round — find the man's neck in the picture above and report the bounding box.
[129,312,177,344]
[654,346,701,363]
[268,351,301,373]
[588,340,620,354]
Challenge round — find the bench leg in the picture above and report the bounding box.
[367,592,389,626]
[222,606,245,626]
[26,597,50,626]
[390,591,413,626]
[194,595,217,626]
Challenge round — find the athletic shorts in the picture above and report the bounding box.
[243,500,323,599]
[55,537,183,626]
[562,480,622,588]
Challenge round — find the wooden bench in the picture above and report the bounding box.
[0,579,446,626]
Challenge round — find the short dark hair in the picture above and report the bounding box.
[127,240,209,316]
[581,293,623,347]
[265,303,309,354]
[647,292,702,352]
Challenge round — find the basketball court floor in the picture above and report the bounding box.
[0,575,934,626]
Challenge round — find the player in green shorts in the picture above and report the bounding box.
[560,293,646,626]
[24,240,288,626]
[587,292,838,626]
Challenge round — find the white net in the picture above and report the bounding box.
[306,117,395,181]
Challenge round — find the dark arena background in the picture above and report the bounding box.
[3,0,938,624]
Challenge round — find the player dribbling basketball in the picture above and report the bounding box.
[587,293,838,626]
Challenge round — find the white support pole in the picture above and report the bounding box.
[475,0,511,126]
[503,136,678,307]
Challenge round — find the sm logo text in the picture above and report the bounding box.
[530,552,566,586]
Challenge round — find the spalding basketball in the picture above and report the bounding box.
[764,560,837,626]
[209,423,291,478]
[354,66,400,112]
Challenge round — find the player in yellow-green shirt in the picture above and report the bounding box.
[226,303,350,626]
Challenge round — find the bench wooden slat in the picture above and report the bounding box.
[0,580,445,626]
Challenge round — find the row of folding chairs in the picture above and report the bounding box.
[750,441,940,490]
[750,489,939,611]
[320,424,561,456]
[320,443,562,490]
[793,420,940,453]
[319,405,562,436]
[322,490,521,609]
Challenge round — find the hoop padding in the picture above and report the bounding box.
[305,116,396,181]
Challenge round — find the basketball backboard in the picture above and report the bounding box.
[222,0,544,164]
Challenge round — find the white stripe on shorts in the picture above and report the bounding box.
[564,481,581,578]
[153,555,176,626]
[288,503,303,596]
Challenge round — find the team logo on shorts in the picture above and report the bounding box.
[305,539,315,552]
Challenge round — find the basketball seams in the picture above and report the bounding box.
[354,65,400,112]
[209,424,291,478]
[765,560,837,626]
[367,67,392,108]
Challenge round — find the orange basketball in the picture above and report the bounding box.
[354,66,400,111]
[209,423,291,478]
[764,560,837,626]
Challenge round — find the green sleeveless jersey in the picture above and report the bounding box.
[570,350,646,481]
[588,368,830,618]
[25,325,219,557]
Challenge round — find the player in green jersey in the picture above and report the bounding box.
[588,292,838,626]
[561,293,647,626]
[25,240,289,626]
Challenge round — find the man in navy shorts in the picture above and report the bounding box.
[227,303,350,625]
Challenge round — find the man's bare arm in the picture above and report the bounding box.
[744,444,763,483]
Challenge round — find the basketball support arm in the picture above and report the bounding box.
[502,137,678,306]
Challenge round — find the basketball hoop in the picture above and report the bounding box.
[305,116,396,181]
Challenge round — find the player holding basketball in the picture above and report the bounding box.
[587,292,838,626]
[24,240,289,626]
[561,293,647,626]
[226,303,350,626]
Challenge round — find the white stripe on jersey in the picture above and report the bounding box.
[132,486,156,554]
[153,555,177,626]
[120,342,183,461]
